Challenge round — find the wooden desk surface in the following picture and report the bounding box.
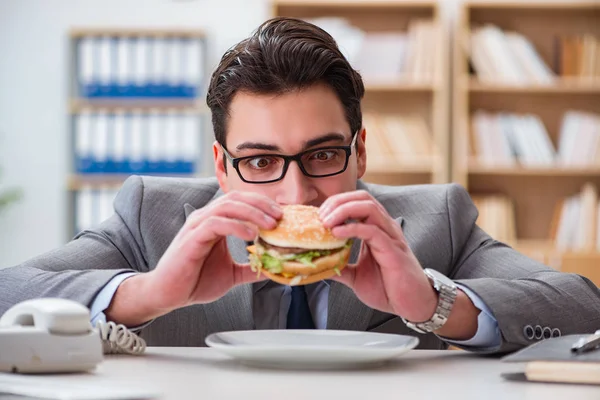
[34,348,600,399]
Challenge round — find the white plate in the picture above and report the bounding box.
[205,330,419,369]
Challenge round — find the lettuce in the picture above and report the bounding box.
[260,253,283,273]
[293,251,325,267]
[256,239,352,274]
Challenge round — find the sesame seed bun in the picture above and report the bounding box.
[259,205,348,250]
[246,204,351,286]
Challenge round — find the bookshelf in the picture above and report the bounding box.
[272,0,449,186]
[67,28,211,238]
[453,1,600,281]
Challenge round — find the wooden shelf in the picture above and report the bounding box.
[367,162,433,174]
[67,174,198,190]
[272,0,436,9]
[70,28,206,38]
[69,99,209,113]
[469,165,600,177]
[365,81,437,92]
[513,240,600,286]
[273,0,449,185]
[467,78,600,94]
[465,1,599,11]
[453,1,600,280]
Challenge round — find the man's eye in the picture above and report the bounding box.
[247,157,275,169]
[310,150,336,161]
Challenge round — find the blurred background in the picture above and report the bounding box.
[0,0,599,286]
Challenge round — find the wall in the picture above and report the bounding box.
[0,0,270,267]
[0,0,569,267]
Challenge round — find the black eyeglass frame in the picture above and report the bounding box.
[221,131,359,184]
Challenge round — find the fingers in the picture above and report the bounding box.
[233,262,268,286]
[185,191,283,234]
[185,216,259,255]
[205,200,279,229]
[331,265,355,288]
[321,199,400,239]
[331,222,406,253]
[320,190,387,218]
[224,191,282,219]
[330,244,375,288]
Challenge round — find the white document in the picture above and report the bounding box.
[184,39,202,89]
[182,115,199,164]
[150,37,166,85]
[93,111,109,166]
[98,36,113,87]
[134,38,150,87]
[76,186,93,233]
[166,37,183,87]
[146,111,163,165]
[164,112,179,164]
[112,112,127,165]
[78,36,96,87]
[116,37,132,86]
[0,372,158,400]
[129,112,144,165]
[76,110,93,165]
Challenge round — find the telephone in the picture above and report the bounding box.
[0,298,146,374]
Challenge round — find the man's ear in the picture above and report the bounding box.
[357,127,367,179]
[213,141,229,192]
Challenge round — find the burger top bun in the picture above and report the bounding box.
[259,204,347,250]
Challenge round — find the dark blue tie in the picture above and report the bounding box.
[286,286,315,329]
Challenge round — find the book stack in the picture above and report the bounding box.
[557,111,600,167]
[68,29,207,239]
[74,109,201,175]
[552,183,600,251]
[468,24,555,84]
[307,17,439,84]
[74,186,120,234]
[363,113,435,170]
[76,34,204,98]
[556,35,600,79]
[471,110,600,168]
[471,195,517,245]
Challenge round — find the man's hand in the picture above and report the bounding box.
[105,191,282,326]
[320,190,479,340]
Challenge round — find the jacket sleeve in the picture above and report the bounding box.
[0,176,149,315]
[446,183,600,355]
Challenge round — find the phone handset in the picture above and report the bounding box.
[0,298,93,335]
[0,298,146,373]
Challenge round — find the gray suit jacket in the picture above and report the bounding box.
[1,176,599,354]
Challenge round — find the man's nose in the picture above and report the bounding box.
[275,161,318,206]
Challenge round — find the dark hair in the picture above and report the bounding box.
[206,17,365,149]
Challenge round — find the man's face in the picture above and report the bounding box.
[213,83,367,206]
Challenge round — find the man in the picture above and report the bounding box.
[1,17,598,355]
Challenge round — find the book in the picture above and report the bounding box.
[76,34,205,98]
[502,333,600,385]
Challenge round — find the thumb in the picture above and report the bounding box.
[233,262,268,286]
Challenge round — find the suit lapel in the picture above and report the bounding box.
[327,215,404,331]
[183,200,254,332]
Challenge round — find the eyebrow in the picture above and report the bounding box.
[235,132,347,152]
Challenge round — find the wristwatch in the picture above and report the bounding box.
[402,268,458,334]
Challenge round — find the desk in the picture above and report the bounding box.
[46,348,600,399]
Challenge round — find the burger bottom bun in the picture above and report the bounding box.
[261,263,348,286]
[260,245,351,286]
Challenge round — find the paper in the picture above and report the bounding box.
[0,372,158,400]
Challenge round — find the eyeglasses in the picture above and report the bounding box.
[222,131,358,184]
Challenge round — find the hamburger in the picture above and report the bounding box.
[247,204,352,286]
